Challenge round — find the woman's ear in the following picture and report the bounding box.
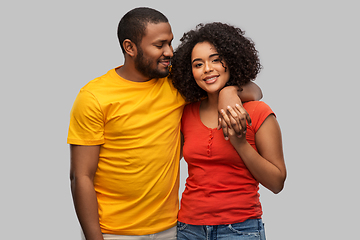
[122,39,137,57]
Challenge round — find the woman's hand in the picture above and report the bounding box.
[218,86,251,139]
[219,104,250,141]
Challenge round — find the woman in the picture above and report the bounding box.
[171,22,286,240]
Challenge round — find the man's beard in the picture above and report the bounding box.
[134,47,170,79]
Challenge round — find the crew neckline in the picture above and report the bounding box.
[110,66,159,86]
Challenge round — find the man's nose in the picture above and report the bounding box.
[163,44,173,58]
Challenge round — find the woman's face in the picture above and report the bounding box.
[191,41,230,95]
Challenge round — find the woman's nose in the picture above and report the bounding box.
[204,62,213,72]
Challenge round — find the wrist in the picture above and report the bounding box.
[230,135,248,148]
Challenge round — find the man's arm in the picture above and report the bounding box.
[218,82,262,138]
[237,81,263,102]
[70,145,104,240]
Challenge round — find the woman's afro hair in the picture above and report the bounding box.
[171,22,262,102]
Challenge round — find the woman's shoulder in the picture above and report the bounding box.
[243,101,272,112]
[243,101,275,131]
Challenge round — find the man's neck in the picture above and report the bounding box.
[115,64,152,82]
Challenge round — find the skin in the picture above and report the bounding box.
[191,41,261,138]
[116,22,173,82]
[192,41,286,194]
[218,82,262,139]
[70,23,261,240]
[191,41,254,138]
[71,23,176,240]
[191,42,231,129]
[192,42,231,101]
[70,145,102,240]
[223,107,286,193]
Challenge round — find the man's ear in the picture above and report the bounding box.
[122,39,137,57]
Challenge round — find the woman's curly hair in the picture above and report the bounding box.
[171,22,262,102]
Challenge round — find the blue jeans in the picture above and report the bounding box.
[177,219,266,240]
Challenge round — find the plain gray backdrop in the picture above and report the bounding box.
[1,1,359,239]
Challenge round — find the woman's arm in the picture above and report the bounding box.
[225,113,286,194]
[218,82,262,138]
[180,132,184,160]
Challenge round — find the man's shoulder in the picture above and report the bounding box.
[81,69,116,91]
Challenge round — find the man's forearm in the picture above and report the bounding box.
[71,177,104,240]
[218,83,261,137]
[237,82,263,102]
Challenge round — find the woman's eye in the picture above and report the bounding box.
[213,58,220,63]
[194,63,203,68]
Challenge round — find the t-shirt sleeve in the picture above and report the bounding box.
[248,101,275,133]
[67,89,105,145]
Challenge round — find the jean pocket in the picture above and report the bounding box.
[177,221,188,231]
[227,223,260,238]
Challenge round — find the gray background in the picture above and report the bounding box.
[1,0,359,239]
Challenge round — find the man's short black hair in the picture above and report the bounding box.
[117,7,169,53]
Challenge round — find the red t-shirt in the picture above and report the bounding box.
[178,101,274,225]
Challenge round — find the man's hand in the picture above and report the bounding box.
[218,86,251,139]
[218,104,251,140]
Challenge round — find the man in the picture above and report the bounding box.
[68,7,261,240]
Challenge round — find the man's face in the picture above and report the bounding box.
[134,22,173,79]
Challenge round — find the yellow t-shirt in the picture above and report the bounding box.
[67,67,186,235]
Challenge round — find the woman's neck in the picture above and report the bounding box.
[206,92,219,109]
[199,93,220,128]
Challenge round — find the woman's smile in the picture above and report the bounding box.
[191,41,230,94]
[203,75,219,84]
